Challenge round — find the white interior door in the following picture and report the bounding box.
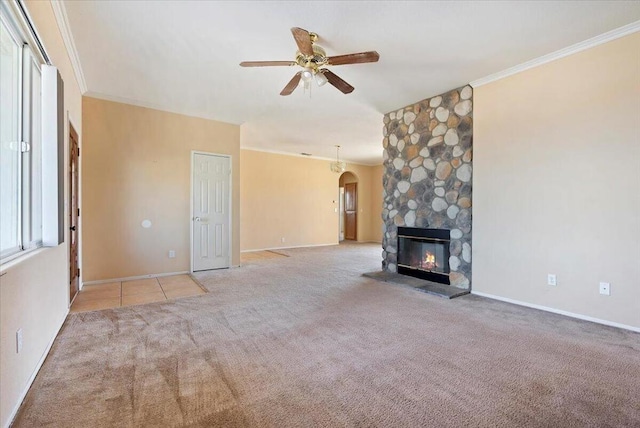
[192,153,230,271]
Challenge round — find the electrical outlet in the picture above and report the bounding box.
[547,274,557,286]
[16,329,23,353]
[599,282,611,296]
[281,237,285,243]
[168,250,176,258]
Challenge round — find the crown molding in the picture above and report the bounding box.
[240,147,381,167]
[85,90,181,114]
[241,146,336,162]
[471,20,640,88]
[84,93,383,166]
[84,91,245,125]
[85,92,384,166]
[50,0,87,93]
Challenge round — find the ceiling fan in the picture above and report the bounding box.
[240,27,379,96]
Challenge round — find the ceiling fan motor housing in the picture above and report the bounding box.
[296,45,327,71]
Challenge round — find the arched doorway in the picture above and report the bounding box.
[338,171,358,242]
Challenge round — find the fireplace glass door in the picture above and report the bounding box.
[397,227,450,284]
[398,239,448,275]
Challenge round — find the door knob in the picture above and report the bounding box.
[194,217,201,222]
[70,226,76,231]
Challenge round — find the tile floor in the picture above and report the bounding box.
[70,274,206,313]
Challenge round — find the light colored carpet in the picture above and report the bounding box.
[13,243,640,427]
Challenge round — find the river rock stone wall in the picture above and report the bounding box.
[381,86,473,289]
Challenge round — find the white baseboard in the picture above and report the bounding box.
[241,243,337,253]
[82,271,189,287]
[471,290,640,333]
[191,265,240,271]
[240,241,381,254]
[5,309,68,428]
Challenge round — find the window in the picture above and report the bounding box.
[1,4,43,261]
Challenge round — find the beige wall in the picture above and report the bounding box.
[0,1,83,426]
[240,150,382,251]
[369,164,384,243]
[82,97,240,281]
[473,33,640,328]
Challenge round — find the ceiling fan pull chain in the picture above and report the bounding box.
[303,79,311,98]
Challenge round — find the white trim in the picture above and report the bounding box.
[0,245,45,269]
[470,20,640,88]
[41,65,64,246]
[190,151,232,273]
[83,95,383,168]
[241,243,337,253]
[190,152,194,273]
[82,271,189,286]
[83,94,384,168]
[5,309,68,428]
[240,146,380,167]
[7,0,49,64]
[50,1,87,93]
[471,290,640,333]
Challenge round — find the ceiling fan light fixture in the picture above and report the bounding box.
[301,67,314,82]
[315,70,328,87]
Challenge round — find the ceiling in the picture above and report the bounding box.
[60,1,640,165]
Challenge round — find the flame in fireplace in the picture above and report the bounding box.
[422,251,437,271]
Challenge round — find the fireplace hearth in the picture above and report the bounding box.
[397,227,450,285]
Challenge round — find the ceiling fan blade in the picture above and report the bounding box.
[322,70,354,94]
[280,72,302,96]
[291,27,314,57]
[240,61,296,67]
[327,51,380,66]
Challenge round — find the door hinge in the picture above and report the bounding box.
[77,147,80,157]
[20,141,30,153]
[77,268,80,276]
[77,208,80,217]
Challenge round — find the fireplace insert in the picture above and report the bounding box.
[397,227,450,284]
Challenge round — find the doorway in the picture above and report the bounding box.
[191,152,231,272]
[69,124,79,303]
[339,172,358,241]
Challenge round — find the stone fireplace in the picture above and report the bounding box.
[382,86,472,289]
